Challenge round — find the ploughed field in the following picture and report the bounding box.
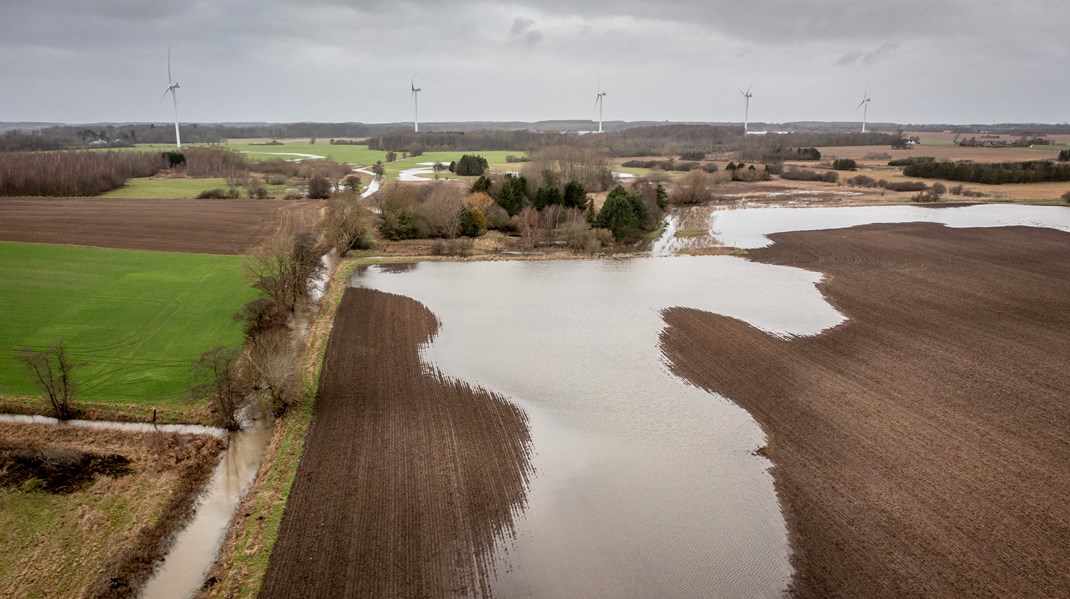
[261,288,532,598]
[661,223,1070,598]
[0,197,322,254]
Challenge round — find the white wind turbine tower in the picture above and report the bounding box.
[411,73,422,133]
[740,81,754,133]
[594,77,607,133]
[858,83,872,133]
[162,47,182,148]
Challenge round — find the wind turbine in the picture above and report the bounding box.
[740,81,754,133]
[411,73,422,133]
[858,83,872,133]
[594,77,607,134]
[162,47,181,148]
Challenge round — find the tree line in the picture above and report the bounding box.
[902,160,1070,184]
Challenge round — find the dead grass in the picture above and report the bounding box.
[0,423,223,598]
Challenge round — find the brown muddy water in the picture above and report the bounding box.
[352,257,847,597]
[138,415,272,599]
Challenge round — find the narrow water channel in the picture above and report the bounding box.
[138,418,272,599]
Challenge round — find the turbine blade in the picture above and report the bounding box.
[167,47,173,86]
[857,98,867,109]
[161,88,170,103]
[747,80,754,95]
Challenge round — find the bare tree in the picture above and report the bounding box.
[17,340,79,419]
[517,206,543,249]
[416,184,465,238]
[188,346,246,430]
[242,232,324,313]
[246,329,301,417]
[323,195,371,256]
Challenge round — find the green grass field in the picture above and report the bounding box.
[381,150,523,180]
[0,242,255,407]
[100,177,291,199]
[99,177,230,198]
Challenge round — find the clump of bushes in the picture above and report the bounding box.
[431,238,474,256]
[1062,191,1070,204]
[449,154,489,176]
[903,160,1070,184]
[197,187,241,199]
[781,169,838,183]
[679,151,706,161]
[307,175,332,199]
[888,156,935,167]
[832,158,858,171]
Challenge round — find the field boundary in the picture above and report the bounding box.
[196,258,359,597]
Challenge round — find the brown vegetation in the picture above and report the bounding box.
[0,151,164,196]
[260,288,533,598]
[0,423,224,599]
[660,223,1070,598]
[0,197,323,254]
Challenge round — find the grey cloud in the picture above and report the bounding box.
[836,42,900,67]
[510,17,544,46]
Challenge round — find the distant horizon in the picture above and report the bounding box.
[4,119,1070,130]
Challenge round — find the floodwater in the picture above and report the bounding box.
[709,203,1070,248]
[139,416,272,599]
[352,257,845,597]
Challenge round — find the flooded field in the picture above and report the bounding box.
[709,203,1070,248]
[263,203,1070,597]
[350,257,846,597]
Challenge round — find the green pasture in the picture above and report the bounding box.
[0,242,255,407]
[100,177,292,199]
[99,177,229,199]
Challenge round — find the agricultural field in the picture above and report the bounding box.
[380,150,524,180]
[260,287,532,598]
[0,241,256,408]
[661,224,1070,598]
[0,197,322,254]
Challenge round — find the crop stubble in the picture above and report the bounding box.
[660,223,1070,598]
[0,197,322,254]
[260,287,532,598]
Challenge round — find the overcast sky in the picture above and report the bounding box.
[2,0,1068,125]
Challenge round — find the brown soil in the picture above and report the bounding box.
[660,224,1070,598]
[0,197,323,254]
[0,443,132,493]
[260,287,533,598]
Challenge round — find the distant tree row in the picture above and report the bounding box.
[902,160,1070,184]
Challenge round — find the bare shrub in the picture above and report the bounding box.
[188,346,247,430]
[323,195,373,256]
[671,169,715,205]
[246,330,301,417]
[16,340,80,419]
[416,184,465,238]
[430,238,474,256]
[307,175,332,199]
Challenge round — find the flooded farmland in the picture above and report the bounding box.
[351,257,846,597]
